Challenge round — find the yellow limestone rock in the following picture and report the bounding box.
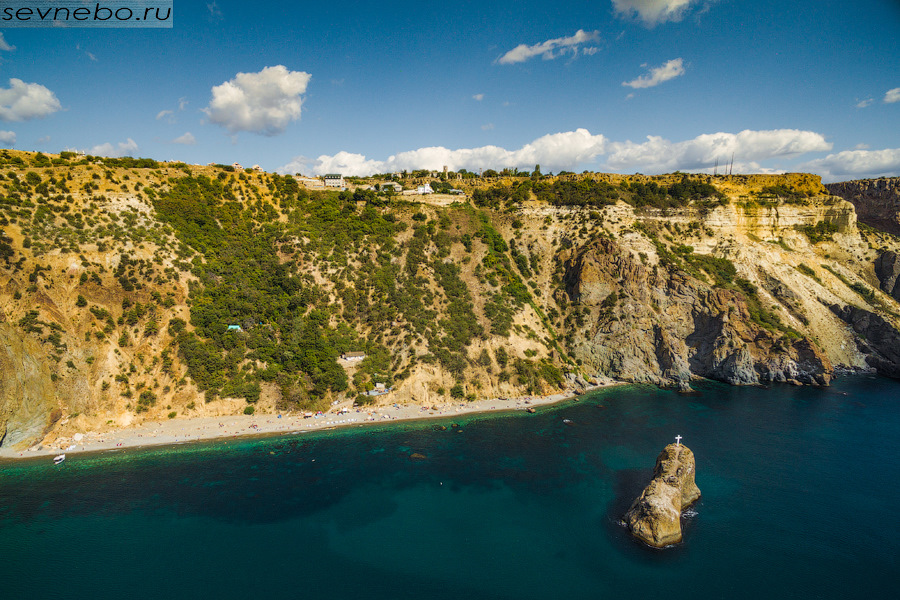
[624,442,701,548]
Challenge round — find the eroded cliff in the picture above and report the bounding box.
[1,152,899,451]
[560,237,832,389]
[826,177,900,235]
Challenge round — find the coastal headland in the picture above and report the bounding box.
[2,149,900,454]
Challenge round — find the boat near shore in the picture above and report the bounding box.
[53,454,66,465]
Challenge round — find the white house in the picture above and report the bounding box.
[324,174,345,188]
[416,183,433,194]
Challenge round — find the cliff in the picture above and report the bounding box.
[829,305,900,379]
[624,442,701,548]
[874,251,900,302]
[826,177,900,235]
[1,151,899,450]
[561,237,832,389]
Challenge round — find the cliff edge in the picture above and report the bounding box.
[624,442,701,548]
[826,177,900,235]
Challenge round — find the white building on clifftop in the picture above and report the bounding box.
[324,174,344,188]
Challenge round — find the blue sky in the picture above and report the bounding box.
[1,0,899,181]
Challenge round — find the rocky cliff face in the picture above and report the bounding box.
[0,323,59,448]
[624,443,701,548]
[561,238,833,389]
[829,305,900,378]
[1,155,899,452]
[874,251,900,302]
[826,178,900,235]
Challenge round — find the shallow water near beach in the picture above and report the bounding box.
[2,375,898,599]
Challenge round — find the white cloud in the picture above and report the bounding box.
[279,128,836,178]
[622,58,685,89]
[278,129,608,176]
[0,33,14,52]
[172,132,196,145]
[156,98,189,124]
[612,0,701,26]
[75,44,96,61]
[206,1,223,20]
[472,93,484,101]
[606,129,832,172]
[0,130,15,145]
[855,98,873,109]
[854,143,870,150]
[884,87,900,104]
[497,29,600,65]
[800,148,900,181]
[481,123,495,131]
[582,47,600,56]
[203,65,311,136]
[89,138,138,158]
[0,79,61,122]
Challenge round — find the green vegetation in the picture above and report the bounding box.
[799,221,838,244]
[152,176,353,405]
[795,263,823,284]
[136,390,157,413]
[143,173,552,406]
[820,265,877,304]
[473,175,725,211]
[733,278,799,336]
[758,184,809,202]
[668,244,738,287]
[534,179,619,207]
[512,358,564,395]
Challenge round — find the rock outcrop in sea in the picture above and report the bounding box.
[624,442,701,548]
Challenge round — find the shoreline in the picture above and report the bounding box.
[0,382,625,462]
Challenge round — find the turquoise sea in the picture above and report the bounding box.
[1,375,898,599]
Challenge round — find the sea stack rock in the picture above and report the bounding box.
[624,442,701,548]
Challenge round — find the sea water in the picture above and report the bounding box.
[1,375,898,599]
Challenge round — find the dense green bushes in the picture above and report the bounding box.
[154,176,352,403]
[473,175,724,210]
[799,221,838,244]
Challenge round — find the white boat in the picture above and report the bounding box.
[53,454,66,465]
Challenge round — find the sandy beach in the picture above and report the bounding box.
[0,382,624,461]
